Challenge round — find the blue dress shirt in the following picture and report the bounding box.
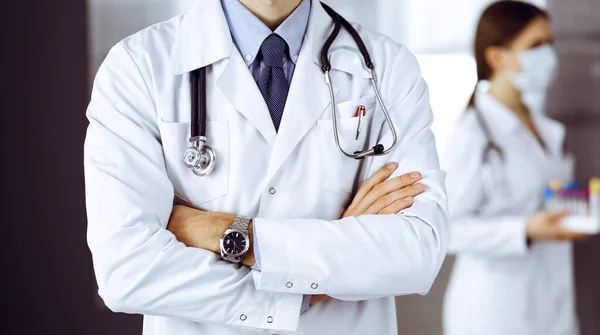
[220,0,312,312]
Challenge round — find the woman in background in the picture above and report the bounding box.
[442,1,589,334]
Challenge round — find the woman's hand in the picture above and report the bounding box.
[343,162,424,218]
[526,211,591,241]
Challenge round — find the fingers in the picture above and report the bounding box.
[355,172,422,214]
[363,182,424,214]
[348,162,399,210]
[378,196,415,215]
[547,210,570,223]
[556,228,591,240]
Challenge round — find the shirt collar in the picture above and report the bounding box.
[221,0,310,65]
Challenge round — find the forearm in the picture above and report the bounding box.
[171,209,256,267]
[251,197,447,297]
[88,204,304,331]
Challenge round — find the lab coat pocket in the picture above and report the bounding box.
[317,97,375,195]
[158,119,229,206]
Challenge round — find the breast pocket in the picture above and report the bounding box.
[317,96,375,196]
[158,119,229,206]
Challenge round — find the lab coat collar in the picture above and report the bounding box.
[172,0,370,76]
[474,91,522,135]
[533,115,566,157]
[172,0,233,75]
[174,0,276,146]
[475,91,565,157]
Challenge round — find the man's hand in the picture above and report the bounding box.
[343,162,424,218]
[312,162,424,306]
[526,211,591,241]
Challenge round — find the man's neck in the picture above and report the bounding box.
[238,0,303,30]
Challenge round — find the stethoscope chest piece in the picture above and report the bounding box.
[183,137,216,176]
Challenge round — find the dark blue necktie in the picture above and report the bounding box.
[258,34,290,132]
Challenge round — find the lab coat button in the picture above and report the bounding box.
[240,314,247,321]
[269,188,276,195]
[286,282,293,288]
[311,283,318,289]
[267,316,274,323]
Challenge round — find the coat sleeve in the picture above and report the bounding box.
[85,43,303,332]
[440,117,529,258]
[251,46,449,298]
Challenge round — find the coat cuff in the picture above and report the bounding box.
[227,292,303,331]
[251,217,325,295]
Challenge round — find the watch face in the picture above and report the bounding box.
[222,230,248,256]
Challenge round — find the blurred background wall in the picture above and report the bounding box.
[3,0,597,334]
[2,0,139,334]
[546,0,600,332]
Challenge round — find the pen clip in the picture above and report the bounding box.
[355,105,366,140]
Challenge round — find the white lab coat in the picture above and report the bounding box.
[84,0,449,334]
[441,91,578,335]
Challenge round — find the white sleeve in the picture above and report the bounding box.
[85,43,303,332]
[440,119,529,258]
[251,47,449,298]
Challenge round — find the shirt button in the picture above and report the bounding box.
[240,314,247,321]
[269,188,276,195]
[292,55,299,63]
[311,283,318,290]
[267,316,274,323]
[286,282,293,288]
[245,54,253,62]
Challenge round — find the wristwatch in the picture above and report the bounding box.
[220,215,251,263]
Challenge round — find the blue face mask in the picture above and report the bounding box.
[512,45,559,115]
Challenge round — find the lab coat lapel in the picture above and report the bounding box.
[172,0,276,146]
[534,116,566,157]
[217,54,277,146]
[265,1,340,182]
[172,0,232,75]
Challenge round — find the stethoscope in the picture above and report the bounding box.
[472,82,508,198]
[183,2,397,176]
[473,105,511,199]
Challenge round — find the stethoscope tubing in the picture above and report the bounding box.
[321,2,397,159]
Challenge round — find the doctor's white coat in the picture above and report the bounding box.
[84,0,449,334]
[442,91,578,335]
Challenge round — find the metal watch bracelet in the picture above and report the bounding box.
[221,215,251,263]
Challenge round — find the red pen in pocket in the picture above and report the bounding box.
[355,105,366,140]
